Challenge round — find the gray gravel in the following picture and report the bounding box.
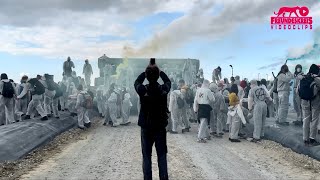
[15,116,320,180]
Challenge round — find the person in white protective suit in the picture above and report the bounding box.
[194,79,215,143]
[63,56,75,77]
[218,82,229,132]
[248,80,272,142]
[103,83,115,126]
[276,65,293,125]
[103,64,113,89]
[298,64,320,146]
[177,81,192,130]
[169,87,189,134]
[43,74,56,117]
[209,83,227,138]
[66,76,78,116]
[212,67,222,84]
[227,93,247,142]
[116,87,122,119]
[96,86,105,118]
[270,78,280,121]
[15,75,30,119]
[121,90,132,125]
[108,88,119,127]
[52,86,62,119]
[0,73,17,125]
[234,76,240,86]
[182,60,193,86]
[75,85,91,129]
[83,59,93,87]
[22,78,48,121]
[293,64,304,125]
[59,76,68,111]
[187,84,198,123]
[260,79,273,118]
[234,76,245,100]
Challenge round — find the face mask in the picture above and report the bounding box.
[297,68,301,72]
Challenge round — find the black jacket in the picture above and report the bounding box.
[134,71,171,130]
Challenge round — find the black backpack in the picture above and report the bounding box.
[185,88,194,105]
[34,81,45,95]
[46,80,56,91]
[299,75,316,101]
[54,83,63,98]
[2,82,14,98]
[177,96,185,109]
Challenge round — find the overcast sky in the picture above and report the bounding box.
[0,0,320,83]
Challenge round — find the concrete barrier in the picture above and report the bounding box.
[243,113,320,161]
[0,110,99,162]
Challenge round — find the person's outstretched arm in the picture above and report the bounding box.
[134,72,147,96]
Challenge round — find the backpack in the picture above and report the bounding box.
[34,81,45,95]
[185,88,194,105]
[273,78,278,93]
[2,82,14,98]
[54,83,63,98]
[46,80,56,91]
[60,83,67,93]
[298,75,316,101]
[177,96,185,109]
[81,92,93,109]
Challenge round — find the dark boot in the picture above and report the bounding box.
[229,138,241,142]
[84,122,91,128]
[24,115,31,120]
[310,138,320,146]
[41,116,49,121]
[304,139,311,146]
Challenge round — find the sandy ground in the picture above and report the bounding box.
[19,116,320,180]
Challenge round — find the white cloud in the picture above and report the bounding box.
[0,0,319,62]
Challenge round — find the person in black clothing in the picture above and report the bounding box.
[134,58,171,180]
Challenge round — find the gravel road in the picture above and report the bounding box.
[20,116,320,180]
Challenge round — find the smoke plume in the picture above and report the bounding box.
[122,0,318,58]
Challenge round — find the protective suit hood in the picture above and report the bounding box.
[201,79,210,89]
[209,83,219,93]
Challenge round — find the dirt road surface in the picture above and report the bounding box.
[20,116,320,180]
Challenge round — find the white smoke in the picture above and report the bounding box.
[123,0,319,57]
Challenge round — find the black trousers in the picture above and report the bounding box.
[141,128,168,180]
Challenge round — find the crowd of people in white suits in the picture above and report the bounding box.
[1,57,320,146]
